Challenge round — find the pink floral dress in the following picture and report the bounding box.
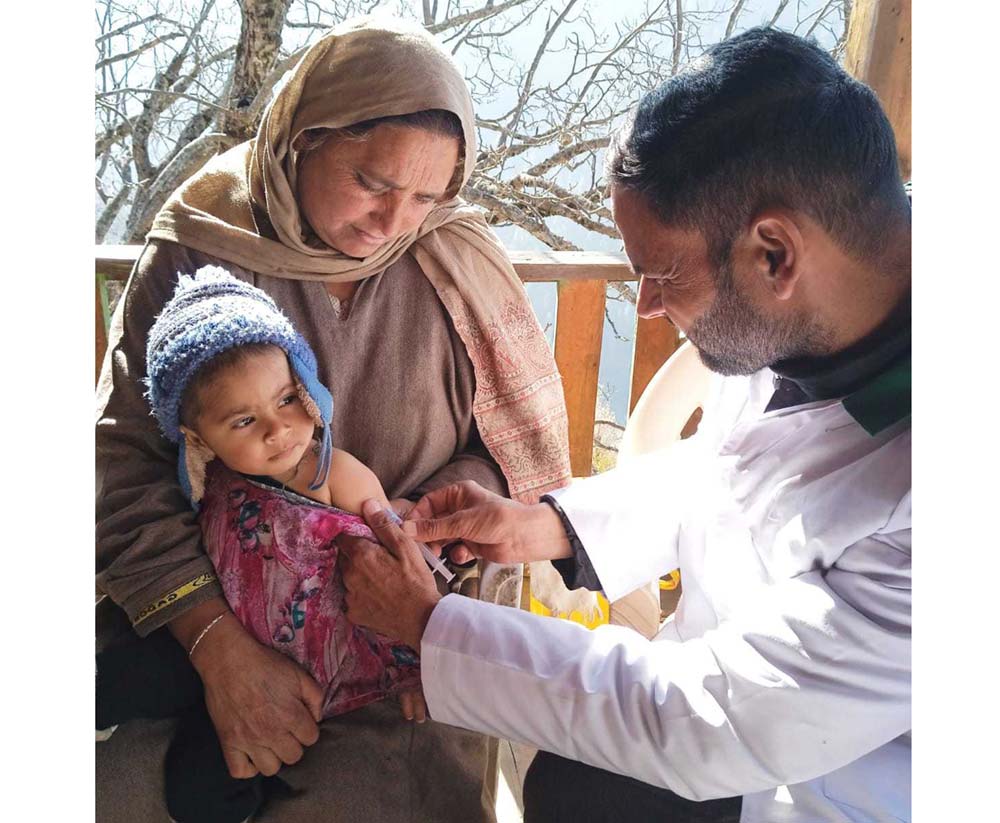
[199,463,421,718]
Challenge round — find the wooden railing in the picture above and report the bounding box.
[96,246,678,478]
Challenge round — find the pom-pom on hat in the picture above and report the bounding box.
[145,266,333,504]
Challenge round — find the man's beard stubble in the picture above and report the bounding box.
[685,263,834,376]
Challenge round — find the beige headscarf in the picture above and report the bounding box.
[148,16,571,502]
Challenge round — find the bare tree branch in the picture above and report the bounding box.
[96,87,232,113]
[832,0,853,57]
[95,32,183,71]
[561,1,669,128]
[125,132,238,241]
[672,0,684,74]
[608,280,636,303]
[465,183,577,250]
[511,183,618,237]
[96,168,132,243]
[511,173,610,218]
[95,116,137,158]
[427,0,536,34]
[284,20,328,29]
[158,107,216,170]
[499,0,580,154]
[725,0,747,38]
[593,436,620,452]
[95,13,172,44]
[803,0,838,39]
[604,305,628,340]
[594,418,625,432]
[129,0,217,183]
[525,135,609,177]
[769,0,791,26]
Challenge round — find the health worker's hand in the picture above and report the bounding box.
[189,613,324,779]
[402,481,572,565]
[338,500,443,650]
[389,497,417,519]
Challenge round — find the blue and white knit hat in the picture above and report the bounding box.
[145,266,334,504]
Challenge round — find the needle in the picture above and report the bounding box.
[384,509,455,582]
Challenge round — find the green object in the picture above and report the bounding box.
[842,353,911,436]
[97,273,111,332]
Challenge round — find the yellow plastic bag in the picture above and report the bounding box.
[529,590,609,629]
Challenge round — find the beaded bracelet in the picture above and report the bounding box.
[188,612,228,658]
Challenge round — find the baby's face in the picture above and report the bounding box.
[186,347,316,482]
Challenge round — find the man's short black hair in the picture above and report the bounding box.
[608,27,910,266]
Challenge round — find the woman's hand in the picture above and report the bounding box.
[338,500,442,650]
[402,481,573,565]
[399,689,427,723]
[185,610,324,778]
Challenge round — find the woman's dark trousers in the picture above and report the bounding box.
[97,627,283,823]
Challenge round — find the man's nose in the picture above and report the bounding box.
[636,276,666,320]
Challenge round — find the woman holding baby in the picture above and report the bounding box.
[96,16,570,822]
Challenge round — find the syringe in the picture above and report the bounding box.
[384,509,455,583]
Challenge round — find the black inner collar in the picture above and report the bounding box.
[769,290,911,407]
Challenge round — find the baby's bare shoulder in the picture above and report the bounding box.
[327,449,389,513]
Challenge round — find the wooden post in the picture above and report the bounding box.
[554,280,607,477]
[628,314,681,415]
[844,0,912,178]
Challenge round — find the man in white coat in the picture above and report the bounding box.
[339,26,911,823]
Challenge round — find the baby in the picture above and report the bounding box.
[98,267,426,822]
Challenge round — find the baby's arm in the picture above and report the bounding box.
[326,448,392,515]
[328,450,426,721]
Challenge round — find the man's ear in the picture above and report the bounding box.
[748,212,804,301]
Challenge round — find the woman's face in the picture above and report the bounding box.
[297,123,461,258]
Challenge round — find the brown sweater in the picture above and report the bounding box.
[96,239,507,636]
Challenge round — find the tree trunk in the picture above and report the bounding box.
[221,0,294,140]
